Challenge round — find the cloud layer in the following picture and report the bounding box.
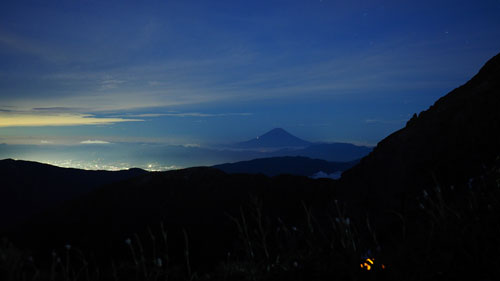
[0,113,141,127]
[80,140,111,144]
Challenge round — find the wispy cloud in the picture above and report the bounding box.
[1,34,471,114]
[0,12,493,117]
[0,29,67,63]
[128,112,253,118]
[0,112,142,127]
[100,79,126,90]
[80,140,111,144]
[32,107,86,112]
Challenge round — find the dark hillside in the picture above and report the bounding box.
[213,156,356,177]
[340,52,500,214]
[0,159,146,229]
[10,167,337,268]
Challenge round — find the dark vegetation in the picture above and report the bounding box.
[1,163,500,281]
[1,52,500,280]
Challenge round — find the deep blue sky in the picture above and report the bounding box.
[1,0,500,149]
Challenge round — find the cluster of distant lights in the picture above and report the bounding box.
[44,159,179,172]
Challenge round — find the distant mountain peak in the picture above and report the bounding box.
[260,128,295,138]
[236,128,311,149]
[266,127,287,133]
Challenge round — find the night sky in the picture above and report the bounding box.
[1,0,500,169]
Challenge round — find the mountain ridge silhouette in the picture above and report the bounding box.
[213,156,357,177]
[0,159,147,230]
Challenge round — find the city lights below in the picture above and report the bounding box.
[42,159,179,172]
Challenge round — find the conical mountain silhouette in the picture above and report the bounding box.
[340,52,500,213]
[236,128,311,149]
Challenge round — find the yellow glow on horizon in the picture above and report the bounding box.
[0,113,142,127]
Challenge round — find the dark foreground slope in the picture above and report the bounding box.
[9,168,337,265]
[4,161,500,280]
[340,52,500,214]
[213,156,357,177]
[0,159,146,229]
